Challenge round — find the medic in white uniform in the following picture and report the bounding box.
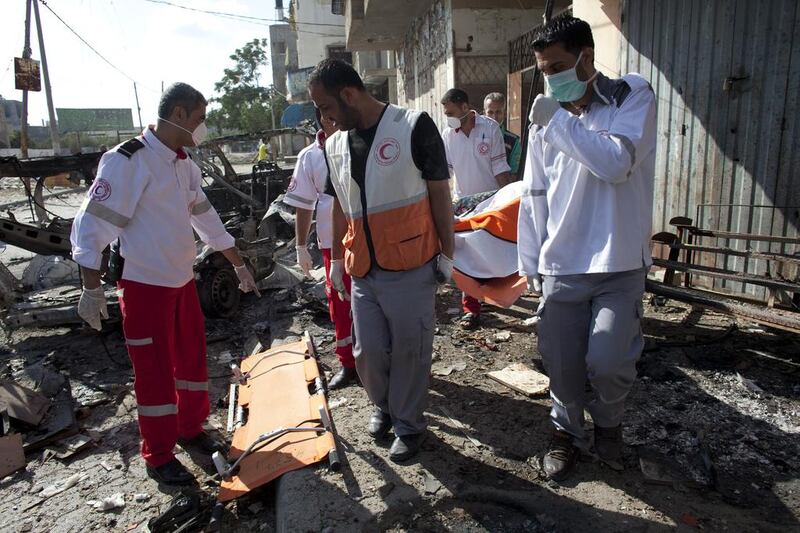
[519,15,656,482]
[284,113,357,390]
[70,83,259,486]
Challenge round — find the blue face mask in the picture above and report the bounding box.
[544,52,593,103]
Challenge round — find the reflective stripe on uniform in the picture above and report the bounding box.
[126,337,153,346]
[522,189,546,198]
[137,403,178,417]
[336,336,352,347]
[175,379,208,391]
[191,199,212,215]
[86,201,131,228]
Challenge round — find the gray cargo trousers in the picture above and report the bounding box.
[537,268,646,447]
[351,259,437,437]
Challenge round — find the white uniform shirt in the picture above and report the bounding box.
[518,73,656,277]
[443,112,511,198]
[283,132,334,250]
[70,127,235,288]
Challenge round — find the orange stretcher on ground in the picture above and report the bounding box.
[215,333,339,502]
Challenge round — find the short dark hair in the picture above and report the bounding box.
[308,58,365,93]
[441,88,469,106]
[158,82,207,118]
[532,14,594,56]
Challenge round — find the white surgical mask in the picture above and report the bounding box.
[159,117,208,146]
[446,111,471,129]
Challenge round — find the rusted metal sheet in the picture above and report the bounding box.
[621,0,800,297]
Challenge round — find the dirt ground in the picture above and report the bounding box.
[0,184,798,532]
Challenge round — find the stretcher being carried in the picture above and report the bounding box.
[452,181,527,307]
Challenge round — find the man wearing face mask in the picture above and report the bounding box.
[518,14,656,481]
[442,89,512,199]
[442,89,512,330]
[309,59,454,462]
[70,82,259,486]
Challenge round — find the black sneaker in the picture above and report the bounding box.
[178,430,228,455]
[543,430,580,481]
[594,424,624,471]
[389,433,426,463]
[328,366,359,390]
[367,408,392,440]
[146,458,196,486]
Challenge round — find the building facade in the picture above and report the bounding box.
[269,24,299,95]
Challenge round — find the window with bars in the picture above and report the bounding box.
[331,0,344,15]
[327,46,353,64]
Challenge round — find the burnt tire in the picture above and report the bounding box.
[197,267,241,319]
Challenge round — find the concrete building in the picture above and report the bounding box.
[290,0,348,69]
[345,0,556,130]
[269,24,299,95]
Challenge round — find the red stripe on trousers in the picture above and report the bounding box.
[118,279,209,467]
[321,248,355,369]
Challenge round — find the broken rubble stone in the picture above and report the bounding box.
[494,331,511,342]
[423,472,442,495]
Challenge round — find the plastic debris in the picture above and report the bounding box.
[87,492,126,512]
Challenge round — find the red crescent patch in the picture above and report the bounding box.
[477,142,490,155]
[374,138,400,166]
[90,178,112,202]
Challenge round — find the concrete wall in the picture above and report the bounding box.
[452,7,542,108]
[452,8,539,56]
[396,0,455,130]
[294,0,347,68]
[269,24,299,95]
[573,0,622,77]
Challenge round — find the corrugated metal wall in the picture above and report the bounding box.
[621,0,800,294]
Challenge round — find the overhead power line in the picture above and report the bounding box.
[142,0,346,28]
[36,0,159,93]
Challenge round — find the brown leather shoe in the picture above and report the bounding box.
[543,430,580,481]
[594,424,624,471]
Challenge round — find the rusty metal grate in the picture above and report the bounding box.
[456,56,506,86]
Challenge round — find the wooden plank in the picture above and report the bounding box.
[0,380,50,426]
[685,228,800,245]
[487,364,549,397]
[652,259,800,293]
[0,434,25,478]
[670,243,800,265]
[646,280,800,334]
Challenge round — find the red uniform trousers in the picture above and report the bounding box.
[118,279,209,467]
[321,248,354,369]
[462,292,482,315]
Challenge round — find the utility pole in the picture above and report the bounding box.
[20,0,32,159]
[31,0,61,154]
[133,82,143,129]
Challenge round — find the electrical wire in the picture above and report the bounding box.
[37,0,159,93]
[141,0,345,28]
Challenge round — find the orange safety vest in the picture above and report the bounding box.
[326,105,440,278]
